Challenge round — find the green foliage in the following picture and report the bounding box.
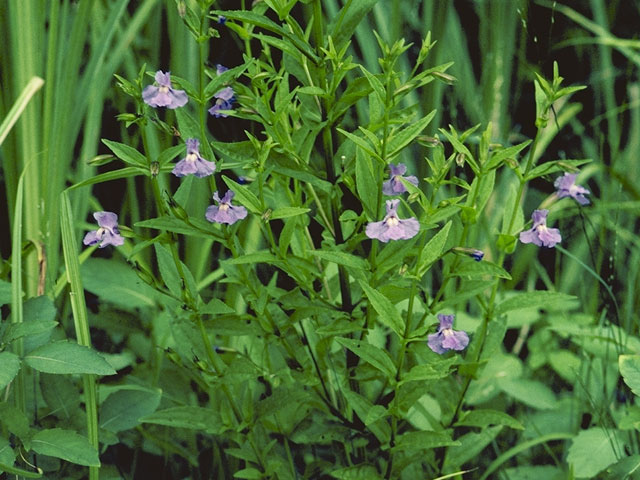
[1,0,638,478]
[31,429,100,467]
[24,341,116,375]
[567,428,622,478]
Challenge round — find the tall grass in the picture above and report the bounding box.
[1,0,639,478]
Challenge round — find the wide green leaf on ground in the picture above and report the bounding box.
[31,428,100,466]
[24,341,116,375]
[81,258,164,309]
[0,352,20,390]
[567,428,622,478]
[619,355,640,397]
[141,406,223,434]
[100,386,162,433]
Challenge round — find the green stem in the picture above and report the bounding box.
[60,192,99,480]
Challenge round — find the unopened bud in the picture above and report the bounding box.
[262,208,272,221]
[418,135,441,146]
[176,0,186,17]
[452,247,485,261]
[432,71,457,85]
[150,161,160,177]
[166,194,189,221]
[132,261,155,286]
[87,154,115,166]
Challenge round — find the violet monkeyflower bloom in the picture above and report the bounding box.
[142,71,188,109]
[83,212,125,248]
[205,190,248,225]
[428,314,469,354]
[216,64,229,75]
[382,163,419,195]
[554,172,590,205]
[208,87,235,118]
[172,138,216,178]
[519,209,562,248]
[365,199,420,243]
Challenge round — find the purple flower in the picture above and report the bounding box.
[172,138,216,178]
[142,71,188,109]
[554,172,590,205]
[208,87,235,118]
[216,64,229,75]
[217,15,227,25]
[365,199,420,243]
[382,163,419,195]
[519,209,562,248]
[205,191,248,225]
[428,314,469,354]
[83,212,124,248]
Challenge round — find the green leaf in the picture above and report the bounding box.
[223,251,277,265]
[0,436,15,469]
[0,352,20,390]
[330,465,382,480]
[154,243,182,298]
[358,281,404,337]
[444,426,502,469]
[392,431,459,452]
[2,320,58,344]
[201,299,235,315]
[31,428,100,467]
[400,357,457,384]
[24,341,116,375]
[234,468,264,479]
[358,66,385,103]
[312,251,368,270]
[567,428,621,479]
[341,389,390,444]
[455,409,524,430]
[135,216,219,240]
[495,291,577,316]
[524,159,591,182]
[222,176,262,214]
[335,337,396,378]
[0,280,12,306]
[387,110,436,158]
[0,402,30,440]
[603,455,640,480]
[81,258,163,309]
[355,148,379,219]
[102,139,147,167]
[416,221,452,277]
[157,144,185,167]
[501,181,524,236]
[497,378,557,410]
[100,387,161,433]
[40,373,81,420]
[67,166,146,190]
[451,259,512,280]
[328,0,379,49]
[269,206,310,220]
[140,406,223,434]
[338,128,379,158]
[619,355,640,397]
[211,10,319,64]
[485,140,531,170]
